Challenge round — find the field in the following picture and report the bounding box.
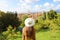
[12,29,60,40]
[36,30,60,40]
[1,26,60,40]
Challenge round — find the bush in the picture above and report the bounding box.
[20,15,28,27]
[2,25,21,40]
[0,11,20,32]
[40,24,49,30]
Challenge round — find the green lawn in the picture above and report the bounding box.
[36,30,60,40]
[14,29,60,40]
[0,29,60,40]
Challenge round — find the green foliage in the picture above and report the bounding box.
[34,10,59,31]
[0,11,20,32]
[5,12,20,28]
[2,25,21,40]
[47,10,58,20]
[42,12,46,20]
[20,15,28,27]
[34,16,50,31]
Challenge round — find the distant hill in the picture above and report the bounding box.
[56,9,60,13]
[17,12,43,20]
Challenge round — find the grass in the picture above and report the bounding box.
[0,28,60,40]
[13,29,60,40]
[36,30,60,40]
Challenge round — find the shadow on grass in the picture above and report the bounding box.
[36,29,50,33]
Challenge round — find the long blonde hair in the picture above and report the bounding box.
[26,26,34,37]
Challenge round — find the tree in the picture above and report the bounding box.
[42,12,46,20]
[0,11,20,33]
[47,10,57,20]
[21,15,28,27]
[0,11,7,32]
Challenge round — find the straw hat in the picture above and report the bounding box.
[25,18,35,27]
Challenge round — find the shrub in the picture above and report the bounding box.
[2,25,21,40]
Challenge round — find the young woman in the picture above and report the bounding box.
[22,18,36,40]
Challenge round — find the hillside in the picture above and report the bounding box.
[17,12,43,20]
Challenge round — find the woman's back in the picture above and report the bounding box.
[22,27,35,40]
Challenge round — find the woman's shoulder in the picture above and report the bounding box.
[22,27,27,31]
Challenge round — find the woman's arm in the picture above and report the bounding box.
[22,34,25,40]
[22,28,25,40]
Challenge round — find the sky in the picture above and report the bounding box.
[0,0,60,13]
